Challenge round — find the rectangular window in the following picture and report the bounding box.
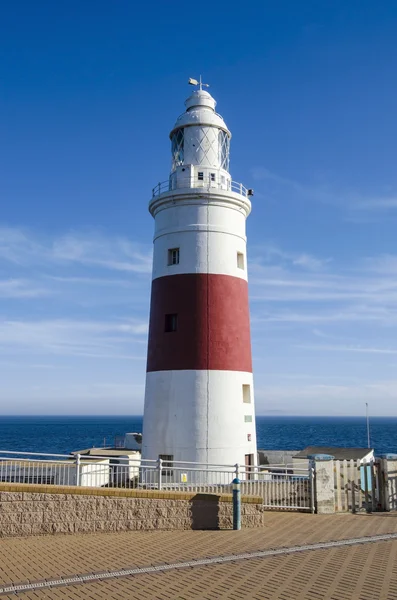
[237,252,245,269]
[165,314,178,332]
[210,173,216,182]
[168,248,180,266]
[244,415,253,423]
[198,172,204,181]
[159,454,174,477]
[242,384,251,403]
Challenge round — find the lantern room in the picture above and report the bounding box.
[169,88,232,192]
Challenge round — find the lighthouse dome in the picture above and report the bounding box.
[170,89,230,136]
[185,89,216,110]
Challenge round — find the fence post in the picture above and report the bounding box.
[157,457,163,490]
[75,454,81,487]
[308,454,335,514]
[379,454,397,511]
[309,463,315,514]
[232,477,241,530]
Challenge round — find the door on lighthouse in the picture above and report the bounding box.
[245,454,254,480]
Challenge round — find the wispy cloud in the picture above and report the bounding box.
[254,379,397,415]
[249,246,397,324]
[364,254,397,274]
[251,167,397,212]
[252,244,331,271]
[0,318,148,359]
[0,279,51,298]
[0,227,152,273]
[295,343,397,355]
[1,222,397,414]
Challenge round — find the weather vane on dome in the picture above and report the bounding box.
[188,75,210,91]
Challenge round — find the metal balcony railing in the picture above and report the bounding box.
[152,176,249,199]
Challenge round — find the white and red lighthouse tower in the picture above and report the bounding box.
[142,80,257,470]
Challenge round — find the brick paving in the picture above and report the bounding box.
[1,512,397,598]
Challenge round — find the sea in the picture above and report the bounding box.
[0,416,396,457]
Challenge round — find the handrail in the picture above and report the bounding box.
[0,450,310,472]
[0,450,71,459]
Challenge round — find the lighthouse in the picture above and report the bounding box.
[142,80,257,472]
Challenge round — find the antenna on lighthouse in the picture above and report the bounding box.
[366,402,371,448]
[188,76,210,90]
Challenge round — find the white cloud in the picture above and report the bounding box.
[0,227,152,273]
[295,343,397,355]
[2,223,397,415]
[253,244,331,271]
[52,233,152,273]
[364,254,397,274]
[0,279,51,298]
[248,249,397,320]
[254,380,397,415]
[250,167,397,212]
[0,318,148,359]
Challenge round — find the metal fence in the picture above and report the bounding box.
[333,459,380,513]
[0,451,314,512]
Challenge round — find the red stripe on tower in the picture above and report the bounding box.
[146,274,252,372]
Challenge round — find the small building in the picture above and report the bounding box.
[258,449,300,467]
[0,457,110,487]
[71,448,141,487]
[292,446,374,471]
[117,433,142,451]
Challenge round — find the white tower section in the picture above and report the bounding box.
[142,83,257,475]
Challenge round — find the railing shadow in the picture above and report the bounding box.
[190,493,220,530]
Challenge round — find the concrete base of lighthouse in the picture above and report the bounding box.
[142,370,257,468]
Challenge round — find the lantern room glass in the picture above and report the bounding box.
[218,131,230,171]
[171,129,184,171]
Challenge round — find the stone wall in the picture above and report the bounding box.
[0,484,263,537]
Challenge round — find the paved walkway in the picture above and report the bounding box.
[1,512,397,599]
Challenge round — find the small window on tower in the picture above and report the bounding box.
[210,173,216,182]
[168,248,180,266]
[165,314,178,333]
[198,172,204,181]
[244,415,253,423]
[242,384,251,403]
[237,252,245,269]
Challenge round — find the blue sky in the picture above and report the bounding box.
[1,1,397,415]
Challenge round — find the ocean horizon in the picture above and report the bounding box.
[0,415,396,457]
